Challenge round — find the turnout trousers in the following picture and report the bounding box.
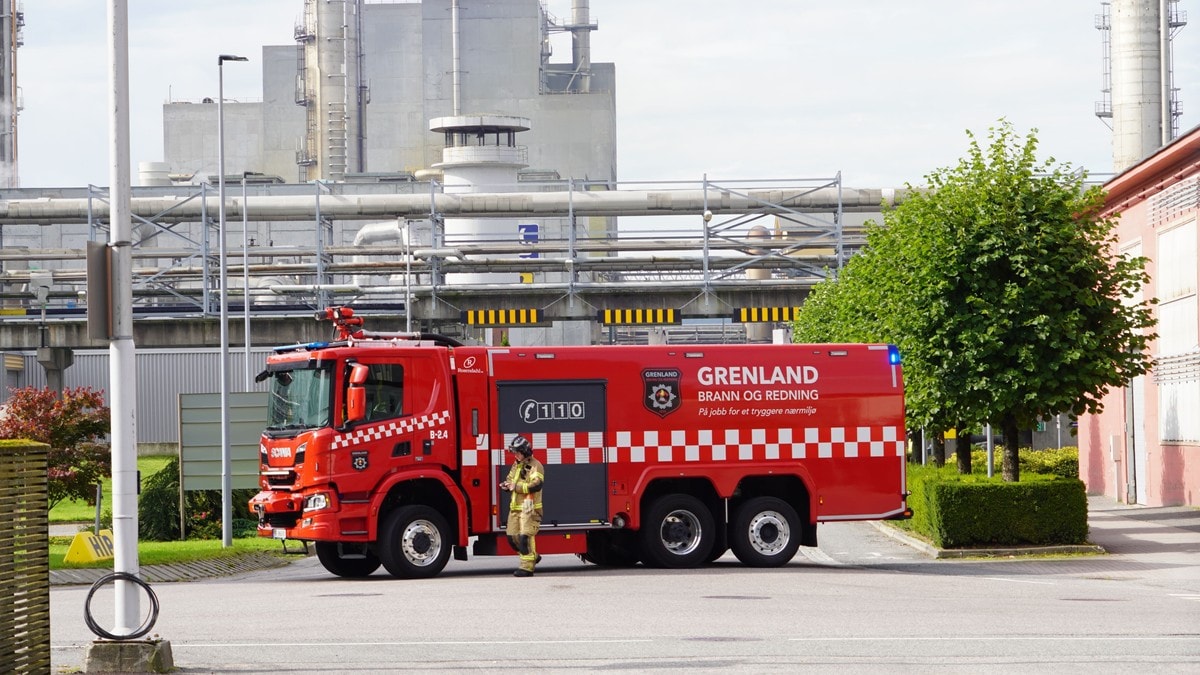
[506,503,542,572]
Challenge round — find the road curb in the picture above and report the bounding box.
[869,521,1106,559]
[50,552,297,587]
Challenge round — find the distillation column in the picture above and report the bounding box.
[298,0,363,181]
[0,0,23,188]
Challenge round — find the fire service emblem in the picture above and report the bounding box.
[351,451,369,471]
[643,368,681,417]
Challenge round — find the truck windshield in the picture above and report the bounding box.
[264,363,334,433]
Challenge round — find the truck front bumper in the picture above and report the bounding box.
[249,489,365,542]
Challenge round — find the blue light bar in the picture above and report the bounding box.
[272,341,330,353]
[888,345,902,365]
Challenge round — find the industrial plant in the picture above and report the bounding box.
[0,0,1195,511]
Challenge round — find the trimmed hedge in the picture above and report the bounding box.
[906,461,1088,548]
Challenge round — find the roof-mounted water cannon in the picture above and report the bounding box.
[319,306,365,340]
[314,304,465,347]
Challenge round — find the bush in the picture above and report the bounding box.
[138,455,258,541]
[906,461,1088,548]
[969,446,1078,479]
[926,477,1087,547]
[139,456,182,540]
[1022,447,1078,479]
[0,386,111,510]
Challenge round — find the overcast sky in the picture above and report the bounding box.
[16,1,1200,189]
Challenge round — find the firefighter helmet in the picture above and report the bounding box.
[509,435,533,457]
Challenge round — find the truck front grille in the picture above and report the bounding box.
[266,471,298,488]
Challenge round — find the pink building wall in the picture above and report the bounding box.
[1079,126,1200,507]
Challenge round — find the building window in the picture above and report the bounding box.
[1156,219,1199,443]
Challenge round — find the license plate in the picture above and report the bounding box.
[273,528,288,540]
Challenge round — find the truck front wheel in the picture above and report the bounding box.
[378,505,452,579]
[639,494,714,568]
[315,541,381,578]
[729,496,801,567]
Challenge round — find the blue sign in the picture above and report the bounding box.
[518,223,539,259]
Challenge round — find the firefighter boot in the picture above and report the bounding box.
[515,535,537,576]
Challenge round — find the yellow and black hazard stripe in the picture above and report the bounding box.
[460,309,543,326]
[597,308,680,325]
[730,307,800,323]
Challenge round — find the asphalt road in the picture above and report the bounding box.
[50,516,1200,674]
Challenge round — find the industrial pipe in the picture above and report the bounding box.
[0,186,909,224]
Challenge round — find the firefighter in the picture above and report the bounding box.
[500,434,544,577]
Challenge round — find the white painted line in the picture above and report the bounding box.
[787,636,1200,642]
[982,577,1055,585]
[801,546,844,565]
[167,639,654,648]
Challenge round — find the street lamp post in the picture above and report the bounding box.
[404,218,412,332]
[217,53,248,548]
[242,172,252,390]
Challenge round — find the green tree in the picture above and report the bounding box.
[0,386,111,509]
[796,121,1156,481]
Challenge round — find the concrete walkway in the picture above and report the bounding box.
[1084,495,1200,557]
[49,496,1200,586]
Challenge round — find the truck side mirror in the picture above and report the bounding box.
[346,363,369,423]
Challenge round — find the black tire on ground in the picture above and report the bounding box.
[638,494,715,568]
[706,508,729,563]
[377,505,453,579]
[705,545,729,564]
[315,541,382,578]
[582,530,641,567]
[729,496,802,567]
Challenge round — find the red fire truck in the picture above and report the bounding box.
[250,307,910,579]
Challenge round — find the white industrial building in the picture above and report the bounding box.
[157,0,617,347]
[163,0,616,186]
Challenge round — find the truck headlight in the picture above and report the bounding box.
[303,493,329,512]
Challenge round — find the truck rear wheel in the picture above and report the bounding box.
[639,494,714,568]
[315,541,381,578]
[378,505,452,579]
[729,496,801,567]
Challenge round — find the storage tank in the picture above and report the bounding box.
[430,114,531,286]
[137,161,172,187]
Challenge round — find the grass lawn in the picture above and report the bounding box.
[50,534,288,570]
[48,453,293,570]
[49,454,174,523]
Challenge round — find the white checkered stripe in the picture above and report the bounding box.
[331,410,452,450]
[461,431,606,467]
[460,426,904,465]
